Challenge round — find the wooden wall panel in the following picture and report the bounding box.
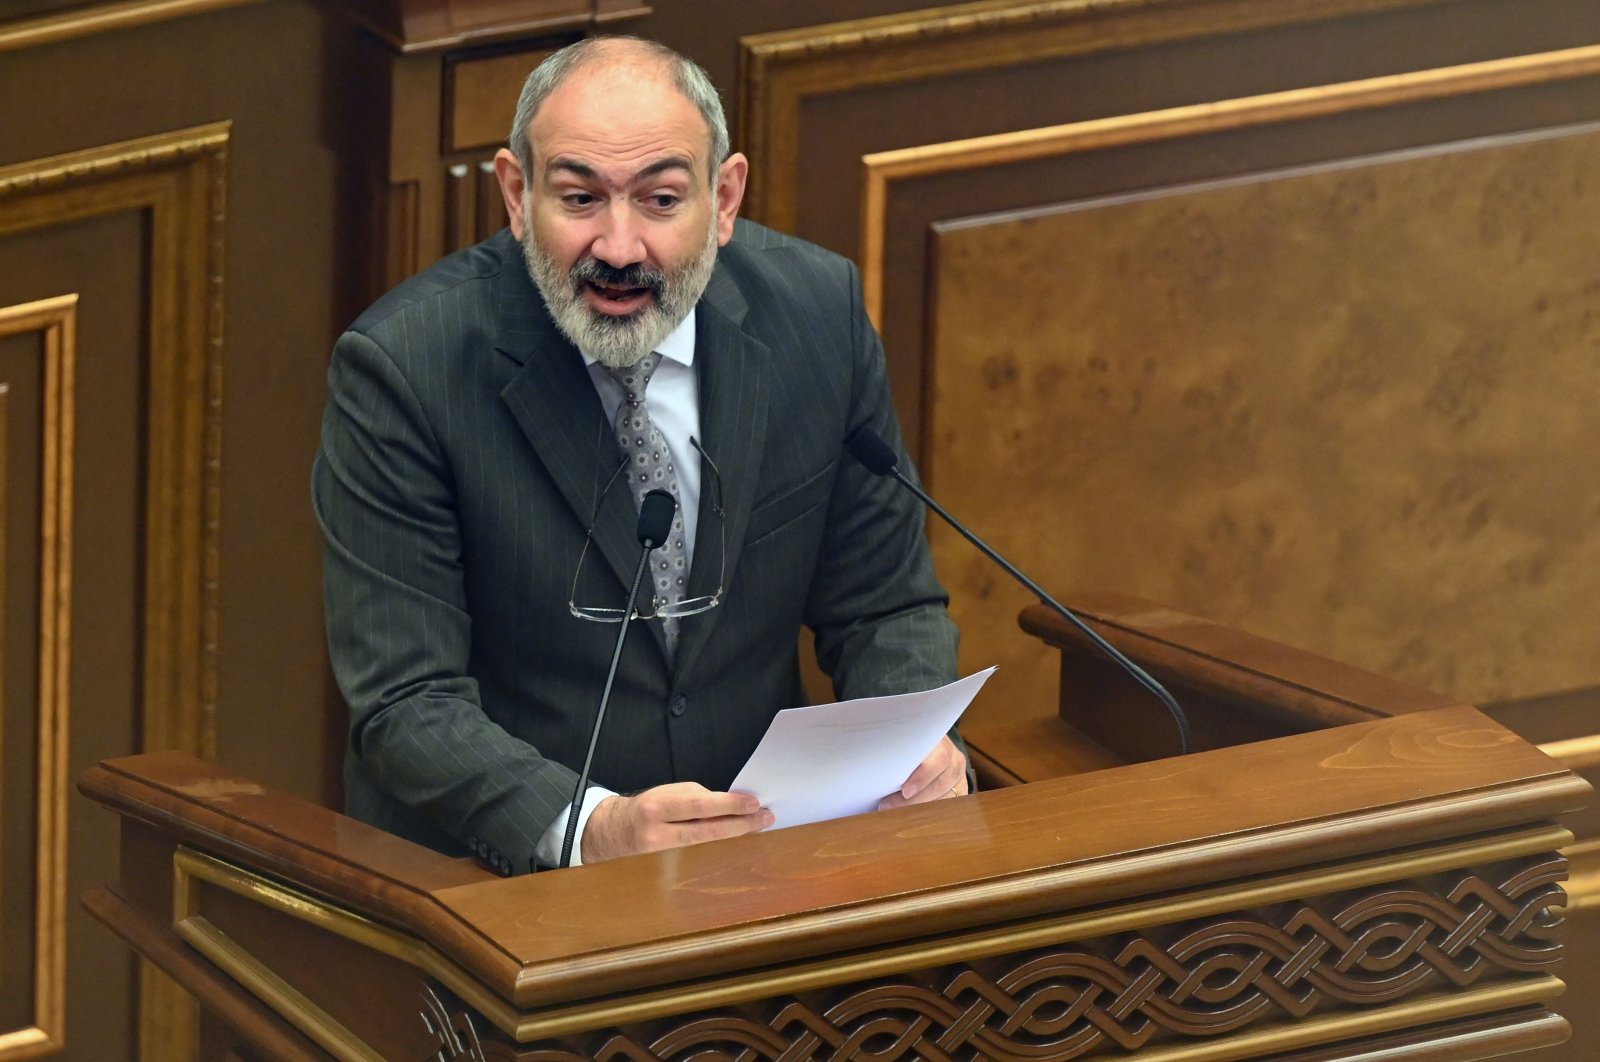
[0,0,378,808]
[0,125,229,764]
[734,0,1600,449]
[0,4,376,1058]
[0,127,228,1062]
[741,0,1463,237]
[0,297,73,1059]
[0,0,262,50]
[925,119,1600,721]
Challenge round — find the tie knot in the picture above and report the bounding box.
[606,351,663,403]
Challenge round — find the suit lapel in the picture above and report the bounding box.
[492,253,644,615]
[673,278,770,681]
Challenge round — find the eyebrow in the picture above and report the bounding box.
[636,156,696,182]
[545,156,698,184]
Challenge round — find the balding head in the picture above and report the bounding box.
[508,37,730,183]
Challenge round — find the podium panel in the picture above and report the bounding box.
[82,698,1587,1061]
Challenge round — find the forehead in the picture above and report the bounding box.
[530,61,711,176]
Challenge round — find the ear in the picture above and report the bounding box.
[494,148,528,239]
[714,153,748,247]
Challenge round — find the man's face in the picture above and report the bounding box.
[497,60,747,368]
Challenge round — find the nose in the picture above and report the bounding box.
[590,200,646,268]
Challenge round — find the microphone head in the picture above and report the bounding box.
[637,489,677,548]
[845,427,899,476]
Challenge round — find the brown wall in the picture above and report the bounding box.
[0,3,1050,1059]
[1,4,369,1058]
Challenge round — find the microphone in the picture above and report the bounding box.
[845,427,1192,756]
[637,488,676,548]
[557,488,678,868]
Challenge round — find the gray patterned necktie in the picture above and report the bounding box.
[607,352,687,655]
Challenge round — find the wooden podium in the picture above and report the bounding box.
[81,599,1591,1061]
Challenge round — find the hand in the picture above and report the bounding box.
[582,782,774,863]
[878,735,969,811]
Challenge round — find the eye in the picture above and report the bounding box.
[647,194,680,211]
[561,192,597,209]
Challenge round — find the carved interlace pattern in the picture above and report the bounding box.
[420,985,493,1062]
[520,858,1566,1061]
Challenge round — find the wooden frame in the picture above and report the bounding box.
[736,0,1460,233]
[861,41,1600,324]
[0,294,75,1061]
[0,123,229,1062]
[0,0,265,53]
[0,124,229,760]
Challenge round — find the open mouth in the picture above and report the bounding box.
[585,280,652,311]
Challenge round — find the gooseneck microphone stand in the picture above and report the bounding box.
[846,427,1192,756]
[557,489,678,869]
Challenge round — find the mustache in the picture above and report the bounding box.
[570,258,667,294]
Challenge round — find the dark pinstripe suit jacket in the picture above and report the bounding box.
[313,221,958,871]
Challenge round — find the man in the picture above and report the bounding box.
[314,37,966,873]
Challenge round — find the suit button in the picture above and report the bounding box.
[669,694,688,717]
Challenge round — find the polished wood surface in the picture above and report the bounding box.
[440,709,1582,1002]
[923,118,1600,726]
[954,594,1462,770]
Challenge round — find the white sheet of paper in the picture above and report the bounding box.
[729,667,996,829]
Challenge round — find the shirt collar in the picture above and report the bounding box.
[578,310,697,369]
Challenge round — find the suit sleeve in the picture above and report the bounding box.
[313,328,576,872]
[804,259,962,707]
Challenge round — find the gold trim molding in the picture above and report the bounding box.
[0,294,76,1060]
[0,123,228,760]
[0,124,228,1062]
[737,0,1463,232]
[173,867,384,1062]
[1561,839,1600,911]
[0,0,265,54]
[173,848,524,1044]
[1540,733,1600,771]
[173,825,1569,1045]
[859,42,1600,322]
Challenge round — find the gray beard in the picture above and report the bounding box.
[521,209,719,369]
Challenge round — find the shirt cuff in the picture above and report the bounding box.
[533,785,617,869]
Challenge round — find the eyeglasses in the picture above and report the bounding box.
[568,436,725,623]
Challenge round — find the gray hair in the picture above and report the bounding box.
[508,36,730,183]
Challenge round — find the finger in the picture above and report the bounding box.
[878,760,963,810]
[676,807,775,846]
[897,737,961,800]
[587,791,772,861]
[897,757,945,801]
[636,806,773,853]
[639,783,763,825]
